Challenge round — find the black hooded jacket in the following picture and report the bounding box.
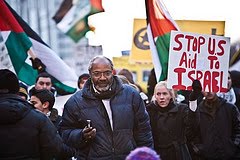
[190,97,240,160]
[0,94,63,160]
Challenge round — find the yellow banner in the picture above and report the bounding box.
[129,19,225,63]
[129,19,152,63]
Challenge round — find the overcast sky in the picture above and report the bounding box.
[88,0,239,59]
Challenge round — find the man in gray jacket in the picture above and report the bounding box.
[60,55,153,160]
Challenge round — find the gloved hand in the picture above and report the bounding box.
[189,80,202,101]
[30,57,46,73]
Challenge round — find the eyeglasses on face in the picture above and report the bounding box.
[91,70,112,78]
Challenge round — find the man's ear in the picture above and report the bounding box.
[42,101,50,110]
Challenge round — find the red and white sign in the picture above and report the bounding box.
[167,31,230,93]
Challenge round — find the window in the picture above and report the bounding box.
[142,70,150,82]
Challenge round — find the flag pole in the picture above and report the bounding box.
[27,47,37,59]
[27,48,46,72]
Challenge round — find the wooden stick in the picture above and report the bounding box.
[27,47,37,59]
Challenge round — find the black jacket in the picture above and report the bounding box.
[147,101,192,160]
[0,94,63,160]
[190,97,240,160]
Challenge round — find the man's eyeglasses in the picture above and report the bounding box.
[92,71,112,78]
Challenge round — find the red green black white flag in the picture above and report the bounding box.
[146,0,179,81]
[0,0,78,94]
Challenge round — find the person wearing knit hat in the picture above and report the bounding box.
[0,69,19,94]
[18,82,28,100]
[126,147,161,160]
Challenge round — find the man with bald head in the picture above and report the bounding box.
[60,55,153,160]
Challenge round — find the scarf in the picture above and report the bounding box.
[91,78,117,100]
[155,99,175,113]
[217,88,236,104]
[203,95,220,117]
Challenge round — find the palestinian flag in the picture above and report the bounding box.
[145,0,179,81]
[53,0,104,42]
[0,1,78,95]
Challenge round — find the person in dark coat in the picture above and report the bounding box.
[29,88,77,159]
[60,55,153,160]
[30,88,62,128]
[188,80,240,160]
[146,81,192,160]
[29,73,62,128]
[217,71,240,111]
[0,69,63,159]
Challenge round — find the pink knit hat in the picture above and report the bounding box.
[125,147,160,160]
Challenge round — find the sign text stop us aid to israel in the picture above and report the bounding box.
[167,31,230,93]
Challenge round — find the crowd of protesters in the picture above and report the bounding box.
[1,55,240,160]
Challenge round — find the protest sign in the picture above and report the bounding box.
[167,31,230,92]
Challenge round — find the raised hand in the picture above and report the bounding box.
[30,57,46,73]
[189,80,202,101]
